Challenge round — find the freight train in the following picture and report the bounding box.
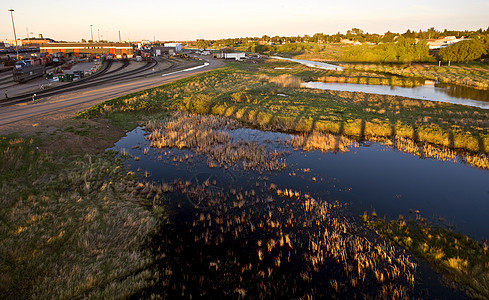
[12,54,54,82]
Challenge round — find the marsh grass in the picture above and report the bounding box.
[146,113,287,171]
[0,136,158,298]
[364,214,489,299]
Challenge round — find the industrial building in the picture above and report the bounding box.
[40,42,133,59]
[2,35,55,47]
[151,46,177,56]
[151,43,182,56]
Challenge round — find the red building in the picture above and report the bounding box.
[40,42,134,58]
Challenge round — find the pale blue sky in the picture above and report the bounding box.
[2,0,488,42]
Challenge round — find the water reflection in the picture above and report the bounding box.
[271,56,344,71]
[303,82,489,109]
[115,124,468,298]
[436,82,489,102]
[112,124,489,240]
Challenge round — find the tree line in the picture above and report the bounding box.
[188,27,489,63]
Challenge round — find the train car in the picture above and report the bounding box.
[40,55,53,65]
[12,59,46,82]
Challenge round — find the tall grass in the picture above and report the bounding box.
[0,136,158,298]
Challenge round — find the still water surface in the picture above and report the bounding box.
[304,81,489,109]
[271,56,489,109]
[112,127,489,240]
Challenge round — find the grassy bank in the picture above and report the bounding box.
[363,214,489,299]
[0,120,160,298]
[79,59,489,169]
[341,62,489,90]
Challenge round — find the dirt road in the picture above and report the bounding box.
[0,57,224,135]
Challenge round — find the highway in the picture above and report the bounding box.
[0,57,224,133]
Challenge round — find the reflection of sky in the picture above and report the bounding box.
[112,126,489,240]
[272,56,344,71]
[304,82,489,109]
[2,0,488,41]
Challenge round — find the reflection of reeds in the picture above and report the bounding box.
[152,178,418,298]
[146,113,286,171]
[287,131,358,152]
[316,75,423,87]
[293,131,489,170]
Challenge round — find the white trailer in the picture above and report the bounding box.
[222,52,246,60]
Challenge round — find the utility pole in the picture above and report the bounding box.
[8,9,19,60]
[118,30,121,43]
[90,25,93,42]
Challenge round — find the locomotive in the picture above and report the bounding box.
[12,54,53,82]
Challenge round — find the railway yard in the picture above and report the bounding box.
[0,55,223,130]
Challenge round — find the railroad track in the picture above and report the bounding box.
[0,63,64,90]
[0,58,163,106]
[0,57,205,107]
[104,59,130,75]
[0,60,114,106]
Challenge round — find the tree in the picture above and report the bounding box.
[253,44,269,53]
[381,31,396,43]
[196,40,209,49]
[426,27,439,39]
[439,37,488,62]
[271,36,282,44]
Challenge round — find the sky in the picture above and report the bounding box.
[1,0,488,42]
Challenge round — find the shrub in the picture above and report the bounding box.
[183,94,215,114]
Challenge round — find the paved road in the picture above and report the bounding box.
[0,57,223,132]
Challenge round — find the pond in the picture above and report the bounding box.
[112,118,484,298]
[303,81,489,109]
[113,126,489,241]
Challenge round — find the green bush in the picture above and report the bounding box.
[184,94,215,114]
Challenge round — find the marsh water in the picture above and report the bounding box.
[112,124,486,298]
[114,127,489,241]
[304,81,489,109]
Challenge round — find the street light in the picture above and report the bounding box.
[8,9,19,60]
[90,25,93,42]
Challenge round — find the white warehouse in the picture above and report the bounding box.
[164,43,182,53]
